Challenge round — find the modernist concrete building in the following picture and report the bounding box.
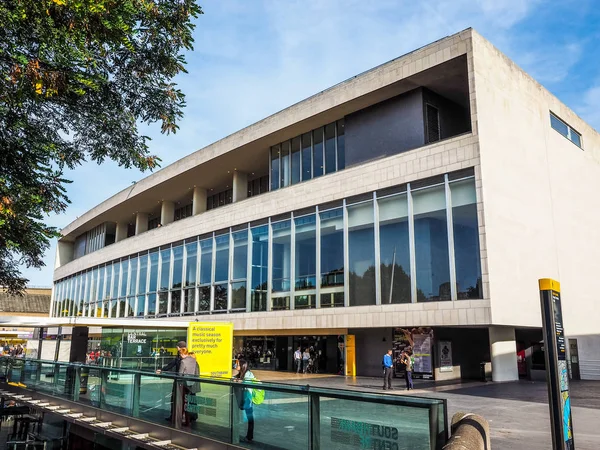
[50,29,600,382]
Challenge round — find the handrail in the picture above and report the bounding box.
[0,356,448,450]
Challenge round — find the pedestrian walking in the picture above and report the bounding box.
[400,350,413,390]
[302,348,310,373]
[382,349,394,390]
[156,340,186,422]
[234,359,256,443]
[293,347,302,373]
[178,346,200,427]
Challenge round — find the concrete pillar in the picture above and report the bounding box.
[192,187,207,215]
[54,241,74,268]
[489,326,519,382]
[115,221,128,242]
[135,212,148,235]
[232,171,248,203]
[161,201,175,225]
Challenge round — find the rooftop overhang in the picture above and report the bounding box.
[59,28,473,241]
[0,316,215,329]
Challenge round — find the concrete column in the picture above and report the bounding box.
[232,171,248,203]
[115,221,128,242]
[161,201,175,225]
[54,241,74,268]
[135,212,148,235]
[192,187,207,215]
[489,326,519,382]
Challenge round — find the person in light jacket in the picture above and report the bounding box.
[234,359,255,443]
[178,346,200,426]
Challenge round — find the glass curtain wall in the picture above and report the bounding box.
[53,175,482,318]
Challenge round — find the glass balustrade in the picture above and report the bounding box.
[0,356,447,449]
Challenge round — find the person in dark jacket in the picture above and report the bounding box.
[156,341,186,421]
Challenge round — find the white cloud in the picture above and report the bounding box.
[577,82,600,132]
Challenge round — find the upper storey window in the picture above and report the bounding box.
[550,112,582,148]
[270,119,345,191]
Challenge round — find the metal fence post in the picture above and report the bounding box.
[429,403,440,450]
[173,379,183,430]
[72,366,81,402]
[132,373,141,418]
[309,390,321,450]
[230,385,241,445]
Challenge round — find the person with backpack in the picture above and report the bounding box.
[234,359,258,443]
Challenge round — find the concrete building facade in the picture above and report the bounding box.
[50,29,600,381]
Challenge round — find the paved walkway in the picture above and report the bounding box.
[254,371,600,450]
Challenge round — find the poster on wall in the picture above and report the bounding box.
[188,322,233,378]
[439,341,453,372]
[393,327,434,379]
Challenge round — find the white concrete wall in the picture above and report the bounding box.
[472,31,600,378]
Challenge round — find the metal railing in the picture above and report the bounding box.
[0,357,447,450]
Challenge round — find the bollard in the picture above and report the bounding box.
[442,412,491,450]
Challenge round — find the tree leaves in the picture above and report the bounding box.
[0,0,203,294]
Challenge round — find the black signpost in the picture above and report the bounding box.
[539,278,574,450]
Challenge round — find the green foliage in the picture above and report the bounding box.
[0,0,202,294]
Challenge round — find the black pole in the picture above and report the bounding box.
[539,278,574,450]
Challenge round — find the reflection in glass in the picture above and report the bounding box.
[271,145,280,191]
[159,249,171,291]
[128,257,138,296]
[295,295,315,309]
[348,201,376,306]
[379,194,411,304]
[171,290,181,314]
[337,119,345,170]
[295,214,316,290]
[272,296,290,311]
[231,281,246,310]
[291,136,301,185]
[172,245,184,289]
[183,288,195,313]
[413,185,451,301]
[148,252,158,292]
[320,208,344,287]
[272,220,291,292]
[321,292,344,308]
[119,261,128,298]
[138,253,148,294]
[214,284,227,311]
[200,238,212,284]
[126,297,135,317]
[301,133,312,181]
[324,123,336,174]
[185,242,197,287]
[451,179,482,299]
[199,286,210,312]
[232,230,248,280]
[147,293,156,316]
[313,127,324,178]
[136,295,145,316]
[250,225,268,312]
[281,140,290,188]
[158,292,168,314]
[215,235,229,283]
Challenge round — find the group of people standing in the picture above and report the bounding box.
[293,346,319,373]
[382,348,414,391]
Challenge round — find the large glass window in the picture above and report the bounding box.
[214,235,229,283]
[97,266,105,302]
[281,140,290,188]
[199,238,212,285]
[185,242,197,287]
[183,288,195,313]
[324,123,336,174]
[295,214,316,290]
[313,127,324,178]
[111,262,119,299]
[320,208,344,288]
[232,230,248,280]
[128,257,138,297]
[271,145,280,191]
[379,193,411,304]
[295,294,315,310]
[172,245,184,289]
[231,281,246,310]
[119,260,128,298]
[159,248,171,291]
[147,293,156,316]
[250,225,268,312]
[451,179,483,299]
[148,251,159,292]
[337,119,345,170]
[348,201,376,306]
[138,253,148,295]
[199,286,210,312]
[214,284,227,311]
[272,220,291,292]
[301,133,312,181]
[158,292,168,315]
[291,136,301,185]
[171,290,181,315]
[413,185,451,301]
[104,265,112,301]
[136,295,145,316]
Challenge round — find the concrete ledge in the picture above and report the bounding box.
[443,412,491,450]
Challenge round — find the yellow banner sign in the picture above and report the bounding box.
[187,322,233,378]
[346,334,356,376]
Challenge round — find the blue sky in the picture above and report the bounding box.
[21,0,600,286]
